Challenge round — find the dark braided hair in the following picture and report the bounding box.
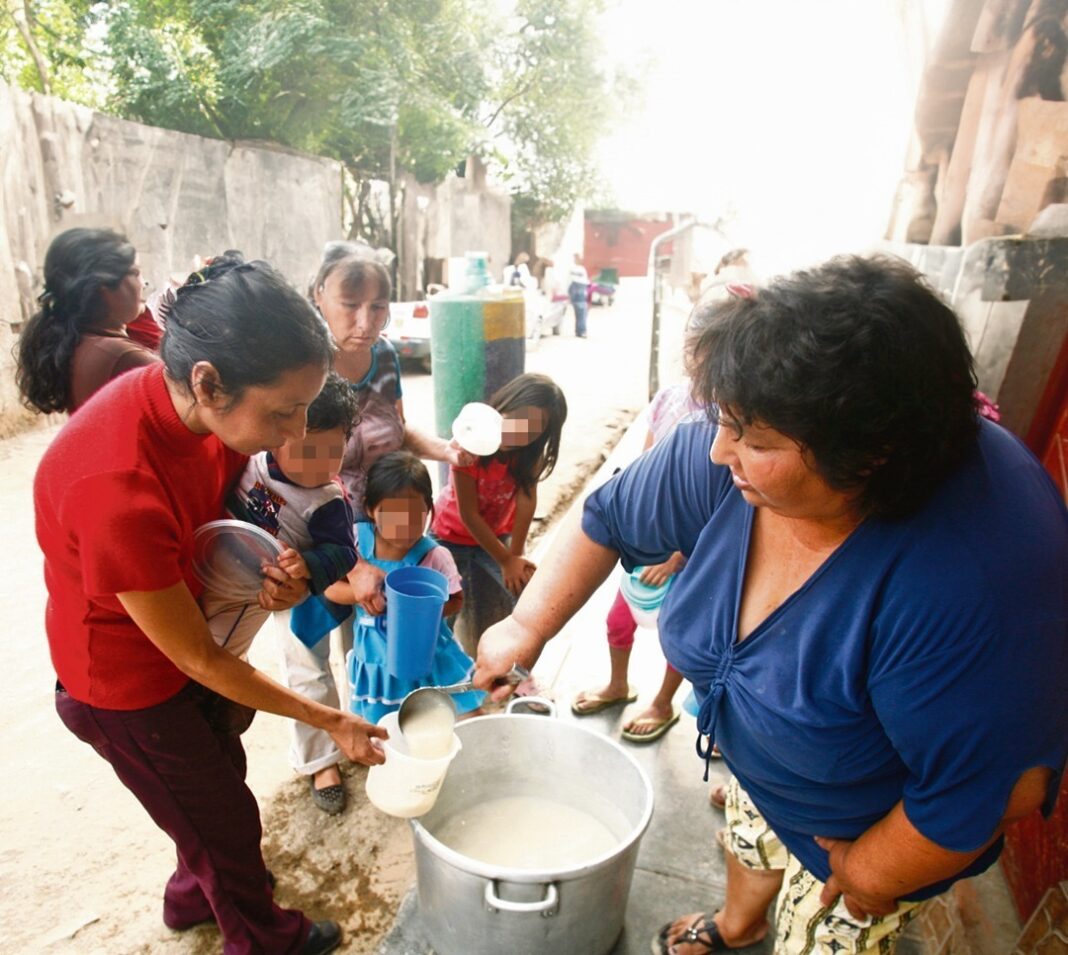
[16,228,136,413]
[160,252,333,407]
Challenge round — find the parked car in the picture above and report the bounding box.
[388,301,432,373]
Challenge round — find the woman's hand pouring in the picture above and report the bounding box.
[473,615,544,702]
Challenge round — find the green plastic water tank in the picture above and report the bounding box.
[430,294,486,441]
[429,288,525,443]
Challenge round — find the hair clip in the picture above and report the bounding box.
[726,283,755,300]
[37,289,55,306]
[175,271,209,298]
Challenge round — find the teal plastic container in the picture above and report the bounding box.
[430,295,486,441]
[619,567,675,628]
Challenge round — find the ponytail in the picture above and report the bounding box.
[16,228,135,413]
[160,252,333,406]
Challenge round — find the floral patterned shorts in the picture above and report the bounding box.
[722,776,926,955]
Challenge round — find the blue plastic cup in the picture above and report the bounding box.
[382,566,448,680]
[619,567,675,628]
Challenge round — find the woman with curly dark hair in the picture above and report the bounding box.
[17,227,158,414]
[473,255,1067,955]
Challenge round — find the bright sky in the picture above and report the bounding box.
[598,0,949,274]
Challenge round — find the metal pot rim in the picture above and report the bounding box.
[409,712,655,882]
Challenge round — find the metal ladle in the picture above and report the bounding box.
[397,664,531,737]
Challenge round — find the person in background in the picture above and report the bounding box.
[36,253,387,955]
[506,251,534,288]
[127,302,164,351]
[567,252,590,338]
[432,373,567,658]
[571,299,723,743]
[474,255,1066,955]
[17,227,158,414]
[279,251,473,814]
[699,247,759,303]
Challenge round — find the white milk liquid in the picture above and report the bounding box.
[434,795,621,869]
[402,705,456,759]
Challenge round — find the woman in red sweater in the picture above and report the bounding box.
[34,254,383,955]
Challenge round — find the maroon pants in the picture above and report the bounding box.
[56,682,310,954]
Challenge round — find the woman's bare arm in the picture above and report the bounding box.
[118,583,386,764]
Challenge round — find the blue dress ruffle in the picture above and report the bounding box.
[347,525,484,725]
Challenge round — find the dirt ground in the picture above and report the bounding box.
[1,278,690,953]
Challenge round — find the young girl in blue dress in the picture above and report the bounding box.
[338,451,484,724]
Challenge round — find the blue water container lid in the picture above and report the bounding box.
[619,567,674,611]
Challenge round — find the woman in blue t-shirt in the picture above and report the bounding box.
[472,255,1067,955]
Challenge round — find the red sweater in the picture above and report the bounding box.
[34,364,246,709]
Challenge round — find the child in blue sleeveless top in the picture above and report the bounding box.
[335,451,484,724]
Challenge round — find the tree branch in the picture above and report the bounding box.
[8,1,52,95]
[483,75,538,129]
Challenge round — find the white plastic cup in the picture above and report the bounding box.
[451,402,503,456]
[365,712,463,818]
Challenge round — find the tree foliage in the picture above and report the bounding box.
[1,1,108,105]
[3,0,630,239]
[485,0,615,225]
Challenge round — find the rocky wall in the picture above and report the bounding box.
[0,79,342,436]
[888,0,1068,247]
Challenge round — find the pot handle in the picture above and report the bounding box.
[483,880,558,916]
[505,696,557,718]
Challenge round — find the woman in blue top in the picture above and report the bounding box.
[473,256,1067,955]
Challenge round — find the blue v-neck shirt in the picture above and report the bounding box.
[583,417,1067,899]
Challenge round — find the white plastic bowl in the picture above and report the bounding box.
[452,402,503,456]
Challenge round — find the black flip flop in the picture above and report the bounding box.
[652,913,729,954]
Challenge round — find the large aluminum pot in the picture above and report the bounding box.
[410,706,654,955]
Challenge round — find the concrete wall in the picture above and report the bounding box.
[425,156,511,289]
[584,212,675,278]
[0,79,342,435]
[391,158,511,301]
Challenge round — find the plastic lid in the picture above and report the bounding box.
[452,402,503,457]
[192,519,285,601]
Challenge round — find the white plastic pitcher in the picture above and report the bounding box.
[451,402,503,456]
[365,711,463,818]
